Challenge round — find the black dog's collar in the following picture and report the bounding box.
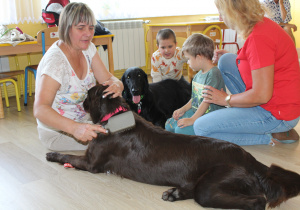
[137,102,142,114]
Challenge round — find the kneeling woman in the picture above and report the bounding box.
[34,3,123,151]
[194,0,300,145]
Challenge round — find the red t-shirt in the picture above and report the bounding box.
[237,17,300,121]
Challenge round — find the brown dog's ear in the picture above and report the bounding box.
[83,84,101,113]
[94,84,105,97]
[84,85,103,123]
[86,84,131,123]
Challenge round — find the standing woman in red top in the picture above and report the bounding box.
[194,0,300,145]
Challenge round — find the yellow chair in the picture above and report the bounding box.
[145,26,151,73]
[0,55,24,112]
[202,25,223,49]
[0,74,21,111]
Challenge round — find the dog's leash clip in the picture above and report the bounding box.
[138,102,142,114]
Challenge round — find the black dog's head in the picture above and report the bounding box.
[121,67,149,104]
[83,84,130,124]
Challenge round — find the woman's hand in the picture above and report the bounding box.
[72,122,107,143]
[202,86,228,106]
[102,78,124,98]
[291,24,297,32]
[213,49,229,64]
[91,52,124,98]
[286,23,298,32]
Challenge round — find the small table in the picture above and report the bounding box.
[0,34,115,74]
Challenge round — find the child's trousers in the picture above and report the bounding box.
[165,109,195,135]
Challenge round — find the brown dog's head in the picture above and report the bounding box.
[83,84,130,124]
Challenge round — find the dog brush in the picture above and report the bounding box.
[103,111,136,134]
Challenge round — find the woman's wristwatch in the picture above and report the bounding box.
[225,94,232,108]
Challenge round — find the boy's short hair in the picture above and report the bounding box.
[156,28,177,45]
[182,33,215,60]
[59,2,96,46]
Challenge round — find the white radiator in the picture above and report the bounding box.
[0,57,10,72]
[98,20,146,71]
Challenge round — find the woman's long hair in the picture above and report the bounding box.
[214,0,265,39]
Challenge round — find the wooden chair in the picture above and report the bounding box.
[24,27,59,106]
[216,29,240,51]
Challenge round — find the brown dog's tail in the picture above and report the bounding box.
[258,164,300,208]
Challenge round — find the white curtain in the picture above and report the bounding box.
[79,0,218,20]
[0,0,43,25]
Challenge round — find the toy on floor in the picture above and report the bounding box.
[64,163,74,168]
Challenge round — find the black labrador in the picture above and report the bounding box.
[121,67,191,128]
[47,84,300,210]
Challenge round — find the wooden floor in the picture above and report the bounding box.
[1,96,300,210]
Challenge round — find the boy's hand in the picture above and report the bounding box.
[173,108,184,120]
[177,118,194,128]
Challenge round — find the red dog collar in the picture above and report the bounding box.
[101,106,127,122]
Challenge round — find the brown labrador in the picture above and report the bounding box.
[46,84,300,210]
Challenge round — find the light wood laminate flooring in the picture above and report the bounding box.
[1,96,300,210]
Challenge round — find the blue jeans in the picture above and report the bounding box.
[193,53,300,145]
[165,109,195,135]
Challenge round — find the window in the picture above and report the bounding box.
[0,0,42,25]
[1,0,218,25]
[78,0,218,20]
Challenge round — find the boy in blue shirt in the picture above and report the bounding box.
[165,33,225,135]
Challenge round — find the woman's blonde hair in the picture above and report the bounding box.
[59,2,96,46]
[214,0,265,39]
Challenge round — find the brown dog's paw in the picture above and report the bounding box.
[162,188,180,202]
[46,152,60,162]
